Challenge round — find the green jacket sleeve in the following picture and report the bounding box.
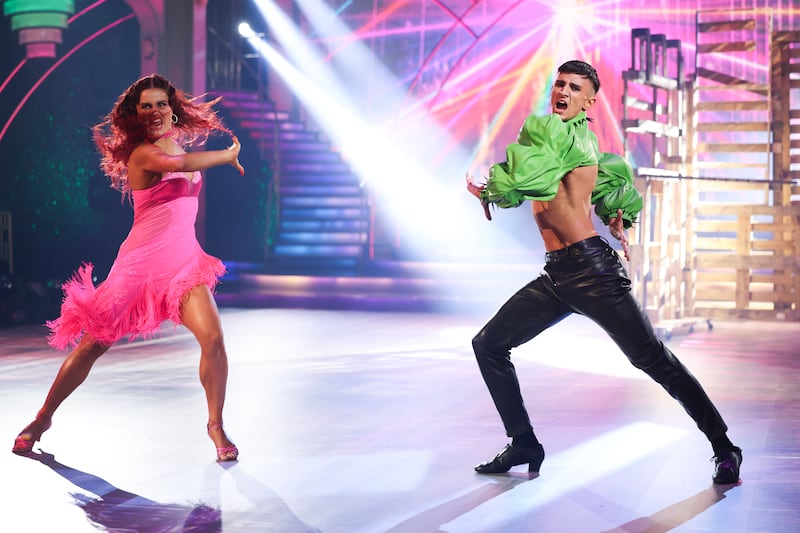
[481,113,598,208]
[592,152,643,228]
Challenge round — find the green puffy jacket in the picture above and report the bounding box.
[481,111,642,228]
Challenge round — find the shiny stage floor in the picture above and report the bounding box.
[2,308,799,533]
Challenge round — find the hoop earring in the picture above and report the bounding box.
[171,114,178,124]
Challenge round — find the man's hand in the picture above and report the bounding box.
[608,208,630,261]
[466,173,492,221]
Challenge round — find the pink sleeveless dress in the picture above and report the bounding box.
[46,171,226,350]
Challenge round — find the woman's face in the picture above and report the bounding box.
[136,88,173,139]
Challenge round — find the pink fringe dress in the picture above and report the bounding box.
[47,171,226,350]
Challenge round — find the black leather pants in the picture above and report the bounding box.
[472,236,728,440]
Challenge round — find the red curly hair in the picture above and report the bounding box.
[93,74,231,192]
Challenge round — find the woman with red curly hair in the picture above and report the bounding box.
[12,74,244,462]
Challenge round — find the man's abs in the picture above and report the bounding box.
[533,165,598,251]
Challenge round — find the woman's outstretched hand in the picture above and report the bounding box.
[228,135,244,176]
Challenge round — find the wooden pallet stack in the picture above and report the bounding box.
[688,9,772,180]
[688,9,799,320]
[624,9,800,323]
[771,30,800,185]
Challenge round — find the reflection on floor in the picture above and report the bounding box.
[1,308,799,532]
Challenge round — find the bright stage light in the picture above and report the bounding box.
[237,21,254,38]
[243,33,442,238]
[246,0,533,267]
[553,0,583,28]
[246,0,529,276]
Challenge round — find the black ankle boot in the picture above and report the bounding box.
[712,447,742,484]
[474,443,545,474]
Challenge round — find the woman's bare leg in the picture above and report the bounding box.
[13,335,110,452]
[180,285,237,459]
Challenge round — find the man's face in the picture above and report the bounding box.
[550,72,596,121]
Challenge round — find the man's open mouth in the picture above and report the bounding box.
[555,101,568,110]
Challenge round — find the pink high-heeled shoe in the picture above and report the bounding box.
[12,416,52,454]
[207,422,238,462]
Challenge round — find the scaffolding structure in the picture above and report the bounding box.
[623,9,800,322]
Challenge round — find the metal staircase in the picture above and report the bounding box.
[622,28,686,177]
[214,90,370,276]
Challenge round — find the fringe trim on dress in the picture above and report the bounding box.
[46,258,225,351]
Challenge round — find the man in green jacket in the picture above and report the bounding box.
[466,60,741,484]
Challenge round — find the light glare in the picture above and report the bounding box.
[237,22,254,38]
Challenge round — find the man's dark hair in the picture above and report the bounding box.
[558,60,600,93]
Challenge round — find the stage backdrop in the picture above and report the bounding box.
[1,0,797,294]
